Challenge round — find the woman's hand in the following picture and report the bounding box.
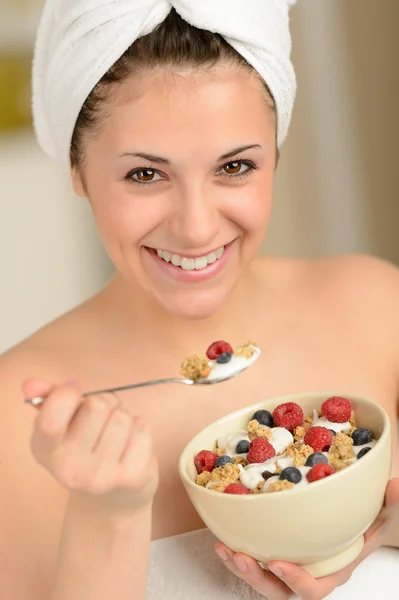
[25,378,158,515]
[215,478,399,599]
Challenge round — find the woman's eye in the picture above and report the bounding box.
[220,161,253,177]
[224,162,244,175]
[125,169,164,184]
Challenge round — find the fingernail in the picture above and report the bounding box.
[216,548,230,561]
[234,557,248,573]
[268,564,284,578]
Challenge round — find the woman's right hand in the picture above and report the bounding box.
[24,379,159,515]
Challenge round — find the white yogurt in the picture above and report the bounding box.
[205,346,261,381]
[270,427,294,454]
[239,455,296,491]
[311,409,351,433]
[217,430,250,457]
[276,456,295,470]
[240,460,278,490]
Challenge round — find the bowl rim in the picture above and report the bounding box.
[178,391,391,500]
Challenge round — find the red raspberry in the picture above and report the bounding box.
[321,396,352,423]
[206,340,233,360]
[272,402,304,432]
[194,450,218,474]
[247,438,276,463]
[224,483,250,495]
[304,427,333,452]
[307,463,335,483]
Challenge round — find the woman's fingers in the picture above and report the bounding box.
[26,378,159,512]
[31,381,84,452]
[215,544,290,599]
[23,377,56,402]
[66,393,119,452]
[93,405,133,464]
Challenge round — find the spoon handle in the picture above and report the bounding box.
[24,377,195,407]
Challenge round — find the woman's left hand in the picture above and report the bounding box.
[215,478,399,600]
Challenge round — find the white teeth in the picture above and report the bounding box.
[181,258,195,270]
[157,246,225,270]
[195,256,208,270]
[162,251,172,262]
[171,254,182,267]
[156,249,172,262]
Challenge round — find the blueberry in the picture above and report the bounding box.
[235,440,250,454]
[279,467,302,484]
[329,429,337,436]
[351,428,372,446]
[216,352,232,364]
[357,447,372,459]
[215,455,234,468]
[251,409,274,428]
[262,470,275,481]
[306,452,328,468]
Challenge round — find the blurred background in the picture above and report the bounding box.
[1,0,399,353]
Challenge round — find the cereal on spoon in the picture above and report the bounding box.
[181,340,260,382]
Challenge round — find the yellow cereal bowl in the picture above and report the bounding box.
[178,392,391,578]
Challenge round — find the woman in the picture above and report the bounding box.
[0,2,398,599]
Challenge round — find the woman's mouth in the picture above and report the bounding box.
[156,245,225,270]
[144,241,235,282]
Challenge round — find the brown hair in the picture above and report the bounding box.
[70,8,275,167]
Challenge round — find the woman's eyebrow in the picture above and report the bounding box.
[218,144,262,161]
[119,144,262,164]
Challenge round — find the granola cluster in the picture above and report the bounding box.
[248,419,273,441]
[286,442,314,467]
[329,432,355,471]
[234,340,257,359]
[180,354,211,381]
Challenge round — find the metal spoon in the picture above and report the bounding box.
[24,363,254,408]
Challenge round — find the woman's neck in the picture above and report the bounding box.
[95,261,268,354]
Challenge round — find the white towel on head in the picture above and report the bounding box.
[33,0,297,173]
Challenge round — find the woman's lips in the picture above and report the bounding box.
[145,241,235,283]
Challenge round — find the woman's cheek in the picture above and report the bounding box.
[90,187,164,245]
[225,184,273,236]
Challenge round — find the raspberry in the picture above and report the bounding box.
[272,402,304,432]
[206,340,233,360]
[307,463,335,483]
[194,450,218,474]
[304,427,333,452]
[247,438,276,463]
[321,397,352,423]
[224,483,250,495]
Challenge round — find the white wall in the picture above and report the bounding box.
[0,133,113,353]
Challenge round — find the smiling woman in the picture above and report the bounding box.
[68,17,278,319]
[1,2,399,600]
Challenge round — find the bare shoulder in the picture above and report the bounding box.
[308,253,399,310]
[258,252,399,344]
[304,253,399,355]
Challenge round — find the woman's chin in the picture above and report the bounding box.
[154,289,230,321]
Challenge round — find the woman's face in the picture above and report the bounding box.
[73,64,277,320]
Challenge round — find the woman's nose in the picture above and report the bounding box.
[169,185,221,249]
